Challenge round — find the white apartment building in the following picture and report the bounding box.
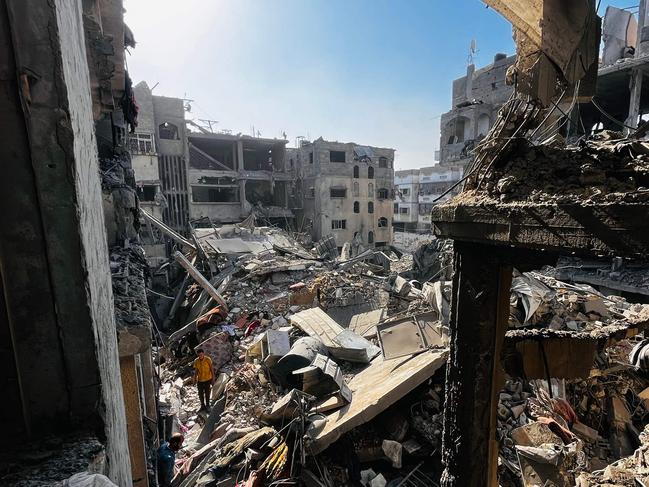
[393,163,466,231]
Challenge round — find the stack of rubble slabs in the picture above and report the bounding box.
[152,217,649,486]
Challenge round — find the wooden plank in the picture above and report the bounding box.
[173,251,228,311]
[140,208,195,250]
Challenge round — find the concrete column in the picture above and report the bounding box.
[237,140,248,214]
[140,348,158,420]
[121,355,149,487]
[626,0,647,131]
[440,242,512,487]
[237,140,245,171]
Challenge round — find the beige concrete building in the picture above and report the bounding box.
[293,138,395,250]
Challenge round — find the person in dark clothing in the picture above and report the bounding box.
[157,433,184,486]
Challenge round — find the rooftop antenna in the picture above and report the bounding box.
[468,39,477,66]
[198,119,218,133]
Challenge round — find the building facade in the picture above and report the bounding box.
[393,163,466,231]
[187,133,294,225]
[393,169,420,232]
[293,138,395,249]
[439,53,516,168]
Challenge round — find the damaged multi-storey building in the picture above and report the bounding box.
[128,93,397,255]
[291,138,395,251]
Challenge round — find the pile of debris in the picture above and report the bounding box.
[147,220,457,486]
[509,270,649,333]
[459,130,649,204]
[146,216,649,487]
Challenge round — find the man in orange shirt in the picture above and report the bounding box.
[193,348,215,411]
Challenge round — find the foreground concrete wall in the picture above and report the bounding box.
[0,0,131,484]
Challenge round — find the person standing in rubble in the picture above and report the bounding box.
[157,433,184,486]
[193,348,215,411]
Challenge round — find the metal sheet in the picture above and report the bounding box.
[377,313,446,360]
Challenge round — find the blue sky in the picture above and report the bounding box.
[124,0,634,170]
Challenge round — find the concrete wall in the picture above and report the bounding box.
[0,1,131,484]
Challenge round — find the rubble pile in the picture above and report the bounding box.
[548,256,649,293]
[509,271,649,333]
[459,131,649,204]
[149,222,455,486]
[145,217,649,487]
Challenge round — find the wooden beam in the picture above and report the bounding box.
[173,251,228,312]
[140,208,195,250]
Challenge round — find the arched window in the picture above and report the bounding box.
[378,217,388,227]
[379,157,388,168]
[377,188,389,200]
[352,181,359,197]
[368,183,374,198]
[353,201,360,213]
[368,166,374,179]
[353,165,359,178]
[159,122,179,140]
[368,231,374,244]
[368,201,374,214]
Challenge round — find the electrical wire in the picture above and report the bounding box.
[591,97,637,130]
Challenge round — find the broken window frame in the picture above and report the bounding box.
[190,185,240,203]
[331,219,347,230]
[353,201,360,213]
[379,156,388,168]
[159,121,179,140]
[378,217,388,227]
[128,132,155,154]
[400,206,409,215]
[309,152,314,164]
[329,187,347,198]
[394,203,399,214]
[353,165,359,178]
[377,188,389,200]
[352,181,359,197]
[368,166,374,179]
[137,184,157,202]
[368,201,374,214]
[329,150,346,163]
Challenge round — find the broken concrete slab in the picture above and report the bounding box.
[309,348,447,454]
[348,308,386,338]
[291,307,380,363]
[382,439,402,468]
